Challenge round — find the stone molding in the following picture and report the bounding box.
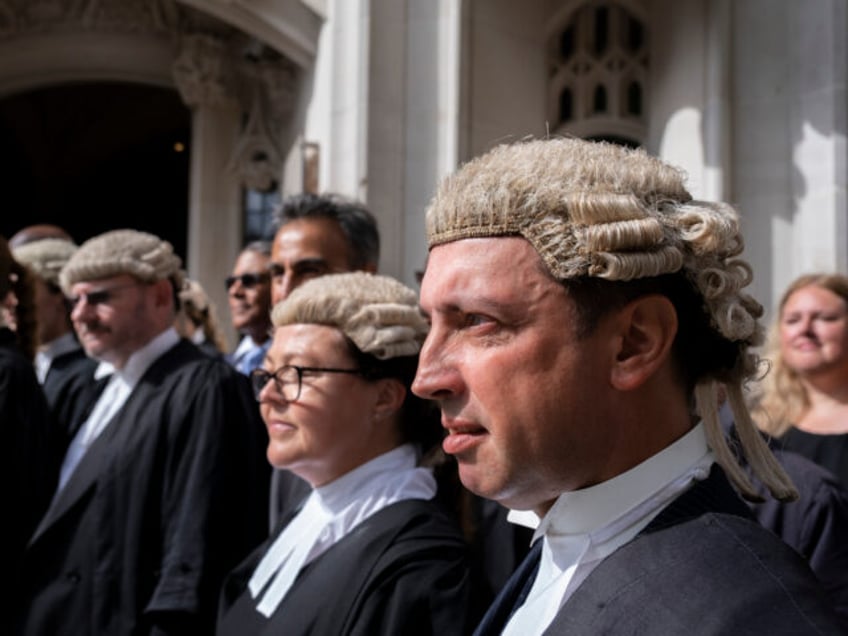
[0,0,298,190]
[0,0,179,39]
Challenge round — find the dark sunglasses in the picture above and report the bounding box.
[225,272,270,290]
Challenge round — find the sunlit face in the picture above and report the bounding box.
[70,274,158,369]
[779,284,848,378]
[270,218,354,305]
[412,238,616,513]
[257,323,389,487]
[228,250,272,335]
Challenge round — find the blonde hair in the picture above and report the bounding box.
[427,137,795,502]
[178,278,228,353]
[752,273,848,437]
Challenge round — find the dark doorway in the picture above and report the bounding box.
[0,83,191,259]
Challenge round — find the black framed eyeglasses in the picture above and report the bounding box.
[250,365,363,402]
[225,272,270,290]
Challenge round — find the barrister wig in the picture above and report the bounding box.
[272,272,428,360]
[60,229,184,295]
[13,238,78,288]
[425,137,795,503]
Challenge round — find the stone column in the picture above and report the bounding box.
[173,33,243,350]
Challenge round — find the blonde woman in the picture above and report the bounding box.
[753,273,848,487]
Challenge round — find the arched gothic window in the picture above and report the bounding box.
[548,2,648,146]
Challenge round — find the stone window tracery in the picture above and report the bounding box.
[548,1,648,146]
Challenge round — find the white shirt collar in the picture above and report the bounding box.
[507,423,714,537]
[248,444,437,617]
[90,328,180,381]
[118,327,180,385]
[537,421,713,539]
[314,443,430,513]
[502,423,715,636]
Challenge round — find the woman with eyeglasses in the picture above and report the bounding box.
[216,272,473,636]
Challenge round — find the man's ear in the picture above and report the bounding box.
[374,377,406,420]
[609,294,678,391]
[152,279,175,309]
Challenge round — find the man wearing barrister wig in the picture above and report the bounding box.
[412,138,844,635]
[14,229,269,636]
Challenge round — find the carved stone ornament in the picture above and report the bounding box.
[229,83,283,191]
[228,55,297,191]
[172,32,238,109]
[0,0,180,40]
[0,0,299,192]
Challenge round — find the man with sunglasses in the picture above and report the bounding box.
[13,229,270,636]
[227,241,273,375]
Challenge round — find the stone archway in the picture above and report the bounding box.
[0,0,313,346]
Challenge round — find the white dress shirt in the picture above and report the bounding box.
[55,328,180,493]
[503,423,715,636]
[248,444,437,617]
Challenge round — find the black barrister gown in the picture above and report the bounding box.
[0,328,55,629]
[474,465,845,636]
[218,498,474,636]
[41,345,99,470]
[14,339,271,636]
[42,344,98,438]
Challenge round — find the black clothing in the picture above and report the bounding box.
[219,499,473,636]
[750,449,848,626]
[14,339,270,636]
[474,466,844,635]
[41,345,98,461]
[0,328,55,628]
[779,427,848,488]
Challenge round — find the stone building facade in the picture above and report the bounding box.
[0,0,845,344]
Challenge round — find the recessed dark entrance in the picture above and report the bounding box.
[0,83,191,258]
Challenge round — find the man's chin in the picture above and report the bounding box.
[457,463,498,500]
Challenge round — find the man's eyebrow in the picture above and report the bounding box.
[270,257,329,272]
[292,257,329,268]
[429,297,521,319]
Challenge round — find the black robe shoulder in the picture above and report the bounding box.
[0,328,55,618]
[475,466,845,636]
[14,339,270,636]
[219,497,475,636]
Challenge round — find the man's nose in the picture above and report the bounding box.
[70,297,92,321]
[412,333,458,400]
